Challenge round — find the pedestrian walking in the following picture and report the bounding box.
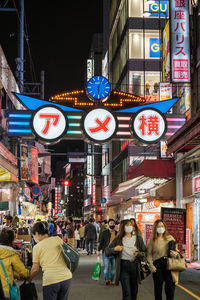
[0,228,30,299]
[147,219,179,300]
[48,220,54,237]
[67,217,75,248]
[97,218,117,285]
[30,222,72,300]
[78,222,85,249]
[105,219,146,300]
[74,225,81,250]
[84,218,97,255]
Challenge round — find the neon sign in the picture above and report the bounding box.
[8,79,182,145]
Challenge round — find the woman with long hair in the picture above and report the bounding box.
[147,219,178,300]
[105,219,146,300]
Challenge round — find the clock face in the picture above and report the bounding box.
[86,76,111,102]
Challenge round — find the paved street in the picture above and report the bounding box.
[32,254,200,300]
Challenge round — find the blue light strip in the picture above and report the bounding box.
[67,130,82,134]
[68,123,80,127]
[9,122,30,125]
[67,116,81,119]
[8,114,31,118]
[8,129,32,133]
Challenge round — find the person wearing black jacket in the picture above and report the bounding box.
[97,219,117,285]
[105,219,146,300]
[84,218,97,255]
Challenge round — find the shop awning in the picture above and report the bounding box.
[127,159,176,180]
[167,110,200,155]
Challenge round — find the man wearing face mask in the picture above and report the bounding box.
[97,219,117,285]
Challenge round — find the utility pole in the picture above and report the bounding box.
[19,0,24,93]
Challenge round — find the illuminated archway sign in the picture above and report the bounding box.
[31,106,67,142]
[83,108,117,143]
[9,76,181,145]
[132,108,166,144]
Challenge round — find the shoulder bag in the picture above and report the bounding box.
[62,242,79,273]
[167,254,187,272]
[0,259,19,300]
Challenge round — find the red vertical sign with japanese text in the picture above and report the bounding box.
[92,184,96,205]
[170,0,190,82]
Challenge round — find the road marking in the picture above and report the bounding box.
[177,284,200,300]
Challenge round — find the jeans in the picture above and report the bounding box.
[102,253,115,281]
[86,238,95,254]
[120,260,138,300]
[153,257,175,300]
[43,279,72,300]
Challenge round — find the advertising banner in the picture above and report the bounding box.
[170,0,191,82]
[150,38,160,58]
[186,228,191,261]
[161,207,186,244]
[29,147,38,184]
[193,175,200,193]
[92,184,96,205]
[144,224,153,245]
[162,20,170,82]
[159,82,172,101]
[20,145,29,180]
[20,145,38,183]
[87,175,92,195]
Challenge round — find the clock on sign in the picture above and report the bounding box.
[86,75,111,102]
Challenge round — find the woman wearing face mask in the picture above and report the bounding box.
[105,219,146,300]
[147,220,178,300]
[30,222,72,300]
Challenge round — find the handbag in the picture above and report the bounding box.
[20,280,38,300]
[140,260,151,280]
[62,242,79,273]
[0,259,19,300]
[167,256,187,272]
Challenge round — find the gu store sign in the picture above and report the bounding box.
[170,0,190,82]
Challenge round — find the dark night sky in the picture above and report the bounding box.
[0,0,103,165]
[0,0,103,98]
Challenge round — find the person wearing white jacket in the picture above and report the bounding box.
[74,226,81,250]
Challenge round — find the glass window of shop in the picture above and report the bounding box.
[112,34,128,88]
[129,0,169,18]
[129,71,160,96]
[129,29,160,59]
[111,0,128,59]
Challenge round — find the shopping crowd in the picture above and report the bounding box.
[0,215,184,300]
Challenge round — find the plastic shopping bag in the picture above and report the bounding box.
[92,257,101,281]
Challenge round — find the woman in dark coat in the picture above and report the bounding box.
[105,219,146,300]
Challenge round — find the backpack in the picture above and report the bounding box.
[62,242,79,273]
